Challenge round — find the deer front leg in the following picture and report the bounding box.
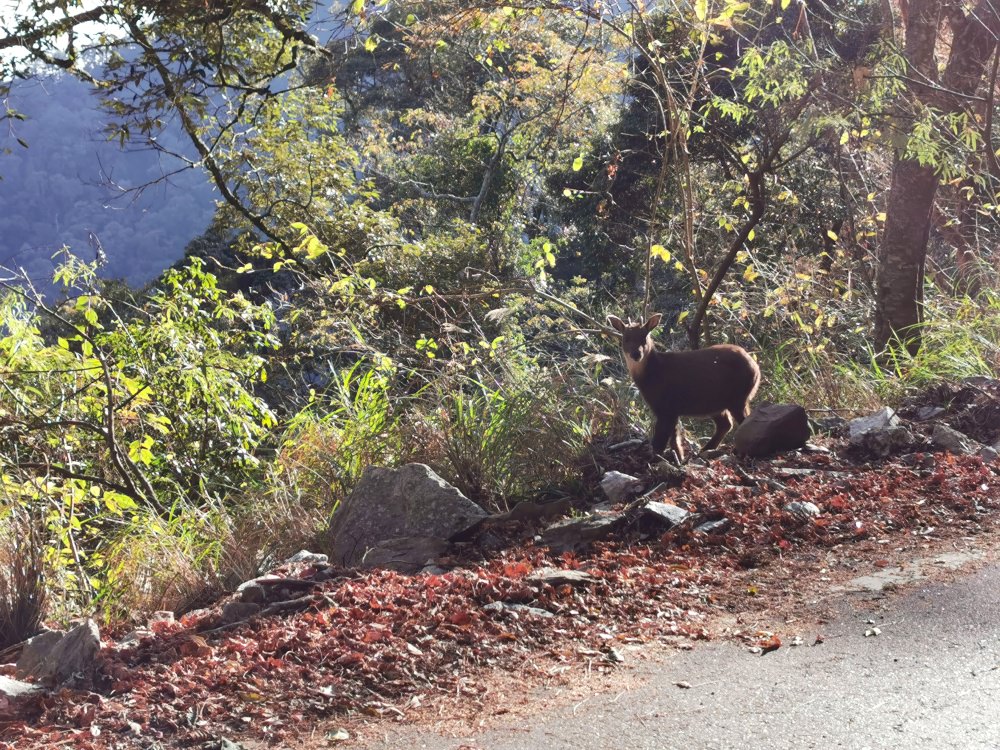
[652,415,683,463]
[702,411,734,452]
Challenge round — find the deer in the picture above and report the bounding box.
[607,313,760,462]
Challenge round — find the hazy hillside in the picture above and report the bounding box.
[0,73,217,292]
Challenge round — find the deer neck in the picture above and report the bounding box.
[625,337,655,380]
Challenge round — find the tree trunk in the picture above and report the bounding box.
[875,0,1000,353]
[874,158,936,354]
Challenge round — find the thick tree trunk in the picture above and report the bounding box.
[874,159,937,354]
[875,0,1000,354]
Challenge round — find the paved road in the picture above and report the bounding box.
[361,559,1000,750]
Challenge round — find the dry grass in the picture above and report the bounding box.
[0,505,47,649]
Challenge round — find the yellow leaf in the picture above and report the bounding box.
[839,131,849,145]
[572,154,584,171]
[650,244,671,262]
[826,229,839,241]
[694,0,708,21]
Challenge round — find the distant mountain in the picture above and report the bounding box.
[0,73,217,292]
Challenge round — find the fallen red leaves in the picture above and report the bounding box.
[3,452,998,749]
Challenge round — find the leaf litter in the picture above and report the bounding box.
[2,451,998,749]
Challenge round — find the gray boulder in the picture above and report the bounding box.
[931,423,982,456]
[324,464,487,567]
[733,404,811,457]
[16,619,100,686]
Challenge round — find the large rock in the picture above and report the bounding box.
[324,464,487,567]
[733,404,811,457]
[16,619,100,686]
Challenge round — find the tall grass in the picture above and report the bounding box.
[0,505,47,648]
[758,290,1000,412]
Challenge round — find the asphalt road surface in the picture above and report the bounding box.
[360,556,1000,750]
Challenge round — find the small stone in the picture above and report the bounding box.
[360,536,448,574]
[527,568,597,586]
[149,611,174,626]
[979,446,999,464]
[600,471,643,503]
[848,408,900,441]
[931,423,982,456]
[853,425,916,458]
[784,501,821,520]
[220,601,262,625]
[285,550,329,565]
[641,501,691,528]
[811,415,848,436]
[915,406,946,421]
[482,601,554,618]
[238,583,267,603]
[541,513,625,552]
[0,675,42,699]
[695,518,730,534]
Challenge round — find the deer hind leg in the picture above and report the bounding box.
[702,411,734,452]
[732,399,752,423]
[652,415,683,463]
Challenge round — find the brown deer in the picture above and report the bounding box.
[607,313,760,462]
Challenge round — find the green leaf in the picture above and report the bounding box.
[826,229,839,241]
[350,0,364,14]
[695,0,708,22]
[839,131,849,145]
[572,154,584,172]
[781,0,792,9]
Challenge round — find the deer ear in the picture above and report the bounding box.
[607,315,626,333]
[644,313,663,331]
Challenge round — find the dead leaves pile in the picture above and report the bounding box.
[3,452,998,749]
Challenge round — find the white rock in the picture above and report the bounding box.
[600,471,642,503]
